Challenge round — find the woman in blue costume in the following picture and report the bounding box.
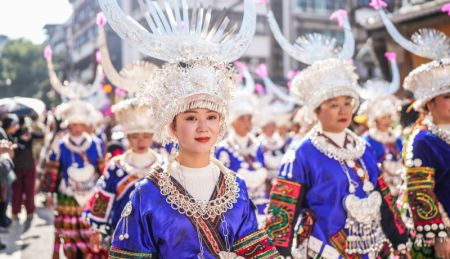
[40,100,105,259]
[216,90,269,220]
[265,59,409,259]
[263,7,409,257]
[370,2,450,257]
[358,52,404,197]
[83,99,160,248]
[99,0,279,258]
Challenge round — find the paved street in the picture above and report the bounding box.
[0,194,54,259]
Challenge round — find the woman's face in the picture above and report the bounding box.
[427,93,450,125]
[262,122,277,138]
[170,108,221,156]
[127,132,153,154]
[68,123,86,137]
[375,114,393,132]
[232,114,252,137]
[315,96,354,133]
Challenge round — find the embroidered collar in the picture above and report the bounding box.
[147,158,240,220]
[368,128,398,144]
[63,133,92,153]
[119,149,159,177]
[308,125,366,162]
[423,115,450,146]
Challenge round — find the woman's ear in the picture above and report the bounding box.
[167,120,177,140]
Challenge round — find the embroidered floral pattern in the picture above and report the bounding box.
[41,161,60,193]
[265,179,303,248]
[90,189,115,223]
[329,230,362,259]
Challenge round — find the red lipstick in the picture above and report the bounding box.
[195,137,210,143]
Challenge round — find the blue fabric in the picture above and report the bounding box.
[364,135,402,163]
[84,158,141,234]
[48,138,104,184]
[111,176,259,259]
[215,145,265,172]
[277,139,380,258]
[410,130,450,214]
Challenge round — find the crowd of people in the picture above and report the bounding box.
[0,0,449,258]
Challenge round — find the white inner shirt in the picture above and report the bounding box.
[171,162,221,202]
[322,130,346,147]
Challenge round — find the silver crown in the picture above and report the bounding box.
[291,59,360,112]
[139,59,237,143]
[112,98,155,134]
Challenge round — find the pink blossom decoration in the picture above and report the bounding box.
[330,9,347,28]
[255,83,265,94]
[384,52,397,62]
[441,3,450,15]
[43,45,53,61]
[97,12,107,27]
[369,0,388,10]
[255,64,268,78]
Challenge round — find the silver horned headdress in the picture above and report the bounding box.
[358,52,402,127]
[97,12,158,95]
[267,8,355,65]
[44,46,103,100]
[99,0,256,143]
[372,0,450,110]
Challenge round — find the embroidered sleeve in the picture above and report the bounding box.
[377,176,410,250]
[84,175,116,234]
[265,178,304,256]
[40,149,61,193]
[406,167,448,246]
[110,182,157,256]
[404,130,449,246]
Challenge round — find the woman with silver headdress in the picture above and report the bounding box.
[264,6,409,258]
[83,98,160,255]
[215,89,269,223]
[357,52,404,197]
[372,1,450,257]
[99,0,279,258]
[41,46,109,258]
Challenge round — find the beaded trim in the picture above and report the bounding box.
[423,116,450,146]
[109,247,155,259]
[308,126,366,162]
[150,158,240,220]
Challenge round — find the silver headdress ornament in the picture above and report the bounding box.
[98,0,256,63]
[55,99,98,126]
[357,52,402,127]
[44,46,103,100]
[371,0,450,110]
[266,5,359,111]
[99,0,256,144]
[112,98,155,134]
[291,58,360,112]
[267,8,355,65]
[96,13,158,95]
